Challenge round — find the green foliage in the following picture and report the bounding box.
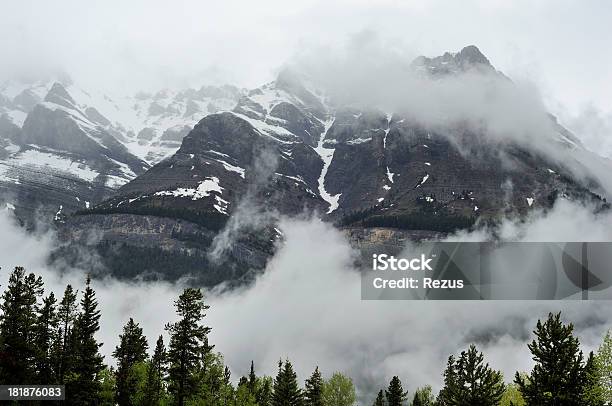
[257,375,274,406]
[339,207,475,233]
[143,335,170,405]
[322,372,356,406]
[500,382,525,406]
[68,275,105,405]
[113,318,149,405]
[0,267,43,384]
[99,366,117,406]
[583,352,605,406]
[55,284,78,384]
[186,352,234,405]
[34,292,58,384]
[304,366,324,406]
[595,330,612,403]
[273,359,304,406]
[372,390,385,406]
[412,385,435,406]
[4,267,612,406]
[438,344,505,406]
[79,204,228,232]
[166,288,213,406]
[386,376,407,406]
[515,312,596,406]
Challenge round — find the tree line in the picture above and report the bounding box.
[1,266,612,405]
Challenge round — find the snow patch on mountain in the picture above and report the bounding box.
[315,118,341,214]
[154,176,224,201]
[1,149,99,182]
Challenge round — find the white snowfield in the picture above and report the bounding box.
[1,79,243,166]
[0,149,99,182]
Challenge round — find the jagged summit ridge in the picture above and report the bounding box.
[412,44,494,75]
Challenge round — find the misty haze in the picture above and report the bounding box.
[1,1,612,405]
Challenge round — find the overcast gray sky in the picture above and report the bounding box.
[3,0,611,114]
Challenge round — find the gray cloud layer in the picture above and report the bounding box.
[3,0,611,112]
[1,200,611,403]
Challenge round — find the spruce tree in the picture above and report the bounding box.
[165,288,213,406]
[515,312,591,406]
[113,318,149,405]
[0,267,43,384]
[55,284,78,383]
[69,275,105,406]
[143,335,168,405]
[385,376,407,406]
[438,345,505,406]
[273,359,304,406]
[248,360,258,395]
[304,366,324,406]
[34,292,58,384]
[373,389,385,406]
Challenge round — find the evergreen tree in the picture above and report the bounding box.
[68,275,105,406]
[412,385,435,406]
[583,352,605,406]
[373,389,385,406]
[304,366,324,406]
[372,389,385,406]
[273,359,304,406]
[55,284,78,383]
[438,345,505,406]
[113,318,149,405]
[34,292,58,384]
[595,330,612,403]
[248,360,258,395]
[0,267,43,384]
[385,376,407,406]
[515,312,592,406]
[257,376,274,406]
[143,335,168,405]
[165,288,213,406]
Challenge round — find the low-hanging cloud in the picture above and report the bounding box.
[289,33,612,199]
[205,202,612,403]
[1,199,611,404]
[292,32,553,146]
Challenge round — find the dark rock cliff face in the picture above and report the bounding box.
[51,46,610,286]
[55,213,273,286]
[0,83,149,225]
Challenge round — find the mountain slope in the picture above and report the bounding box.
[55,46,612,285]
[0,82,149,223]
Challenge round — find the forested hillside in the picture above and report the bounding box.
[1,266,611,405]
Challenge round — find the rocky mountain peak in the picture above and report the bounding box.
[44,82,76,109]
[412,45,494,75]
[456,45,491,66]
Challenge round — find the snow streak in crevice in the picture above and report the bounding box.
[314,118,340,214]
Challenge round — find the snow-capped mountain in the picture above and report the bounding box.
[0,78,244,223]
[70,84,245,164]
[56,46,611,285]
